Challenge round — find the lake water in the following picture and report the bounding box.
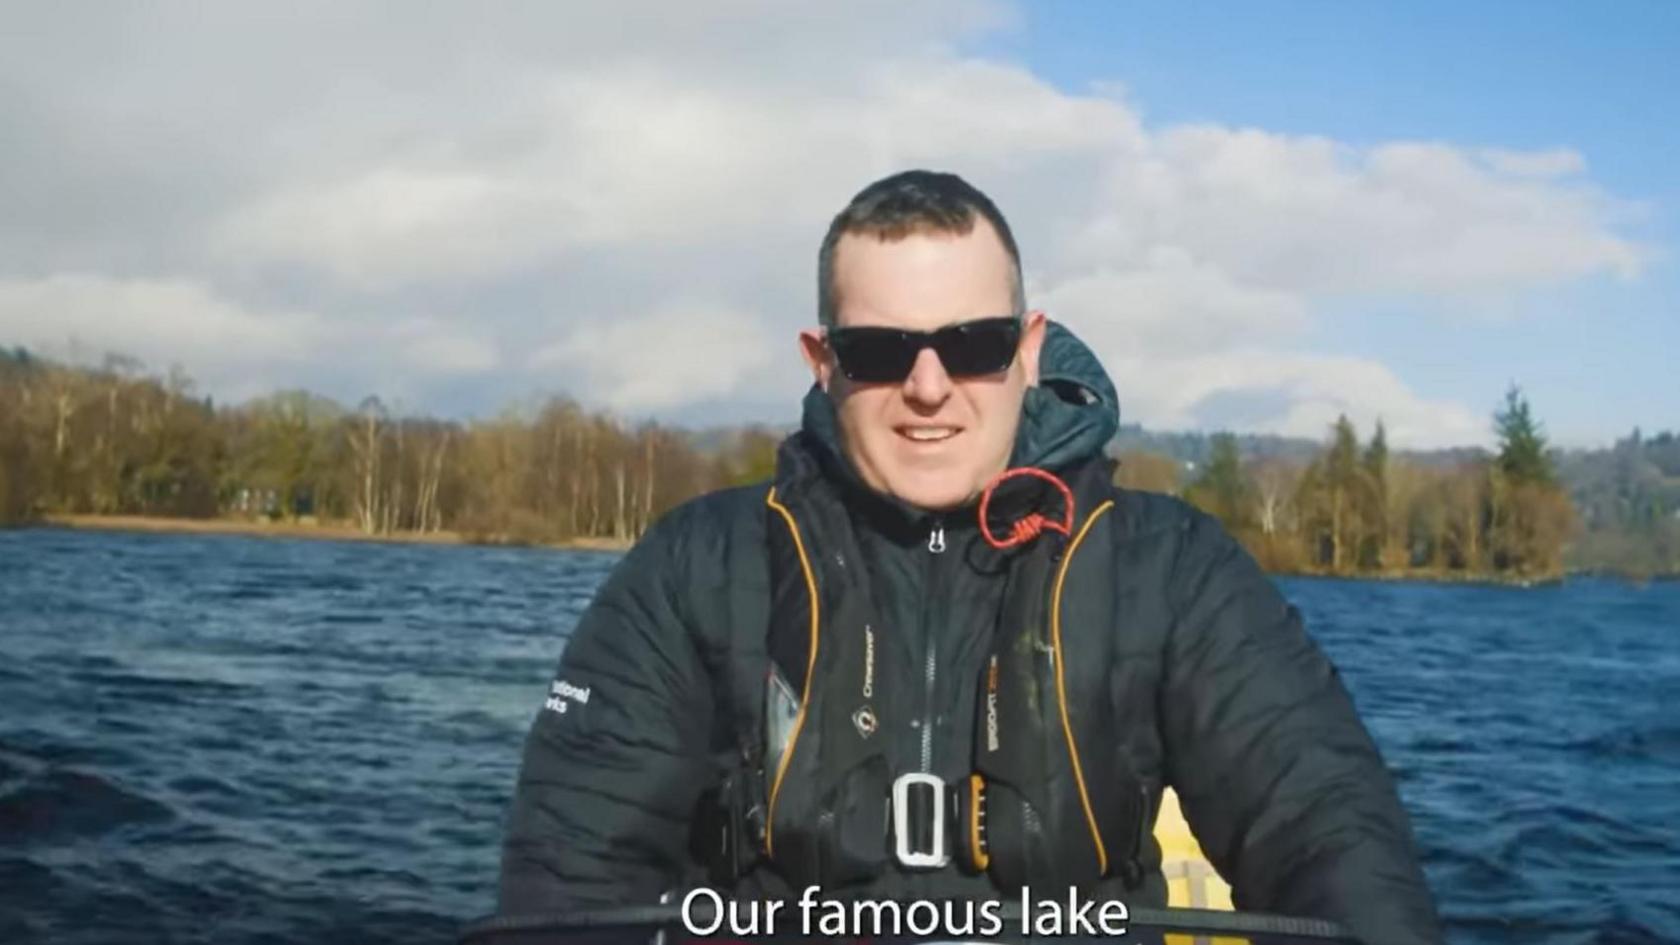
[1,528,1676,944]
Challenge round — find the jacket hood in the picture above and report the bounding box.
[795,319,1120,512]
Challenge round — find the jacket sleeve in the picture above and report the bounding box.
[1158,508,1442,945]
[497,512,716,915]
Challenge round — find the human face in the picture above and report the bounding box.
[800,220,1046,512]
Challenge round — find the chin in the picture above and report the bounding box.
[886,474,976,513]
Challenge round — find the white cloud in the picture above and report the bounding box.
[1036,249,1310,356]
[1479,147,1588,179]
[528,304,777,413]
[0,273,322,372]
[206,42,1647,308]
[1072,131,1646,298]
[211,55,1143,286]
[0,4,1658,445]
[218,169,551,286]
[0,275,506,411]
[393,319,500,375]
[1100,347,1486,450]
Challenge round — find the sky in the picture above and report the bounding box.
[1,2,1673,450]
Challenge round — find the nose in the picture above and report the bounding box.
[901,346,953,407]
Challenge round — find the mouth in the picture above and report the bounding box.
[895,425,962,445]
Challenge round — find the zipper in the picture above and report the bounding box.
[919,517,944,773]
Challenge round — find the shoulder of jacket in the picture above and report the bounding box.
[1102,487,1249,592]
[632,481,772,571]
[1103,485,1208,542]
[659,481,772,529]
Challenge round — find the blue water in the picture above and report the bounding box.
[0,528,1676,945]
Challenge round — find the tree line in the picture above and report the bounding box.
[0,349,777,544]
[4,347,1672,578]
[1116,386,1581,581]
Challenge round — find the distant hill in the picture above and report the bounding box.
[1557,430,1680,528]
[1107,423,1491,471]
[1109,424,1320,468]
[1553,431,1680,576]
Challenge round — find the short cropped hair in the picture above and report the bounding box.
[817,170,1026,327]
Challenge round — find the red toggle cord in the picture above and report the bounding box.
[977,467,1075,550]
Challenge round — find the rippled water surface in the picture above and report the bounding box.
[1,528,1676,944]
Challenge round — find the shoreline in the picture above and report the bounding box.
[11,514,1673,582]
[1272,567,1566,588]
[1270,562,1675,586]
[27,514,633,553]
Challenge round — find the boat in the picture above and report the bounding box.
[1155,786,1238,944]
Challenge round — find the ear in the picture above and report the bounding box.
[798,328,833,392]
[1018,311,1048,387]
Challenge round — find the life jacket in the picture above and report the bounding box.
[690,436,1153,899]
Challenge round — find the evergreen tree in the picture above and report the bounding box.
[1489,385,1572,576]
[1186,432,1252,529]
[1363,420,1389,482]
[1361,420,1390,568]
[1326,415,1361,571]
[1494,384,1554,486]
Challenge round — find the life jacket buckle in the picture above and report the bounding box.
[891,772,950,869]
[688,766,764,886]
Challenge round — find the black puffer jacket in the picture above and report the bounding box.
[497,323,1442,945]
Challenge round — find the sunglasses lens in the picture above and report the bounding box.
[830,330,917,383]
[936,318,1021,376]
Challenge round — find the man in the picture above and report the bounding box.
[498,171,1442,945]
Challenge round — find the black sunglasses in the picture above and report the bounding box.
[825,316,1023,384]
